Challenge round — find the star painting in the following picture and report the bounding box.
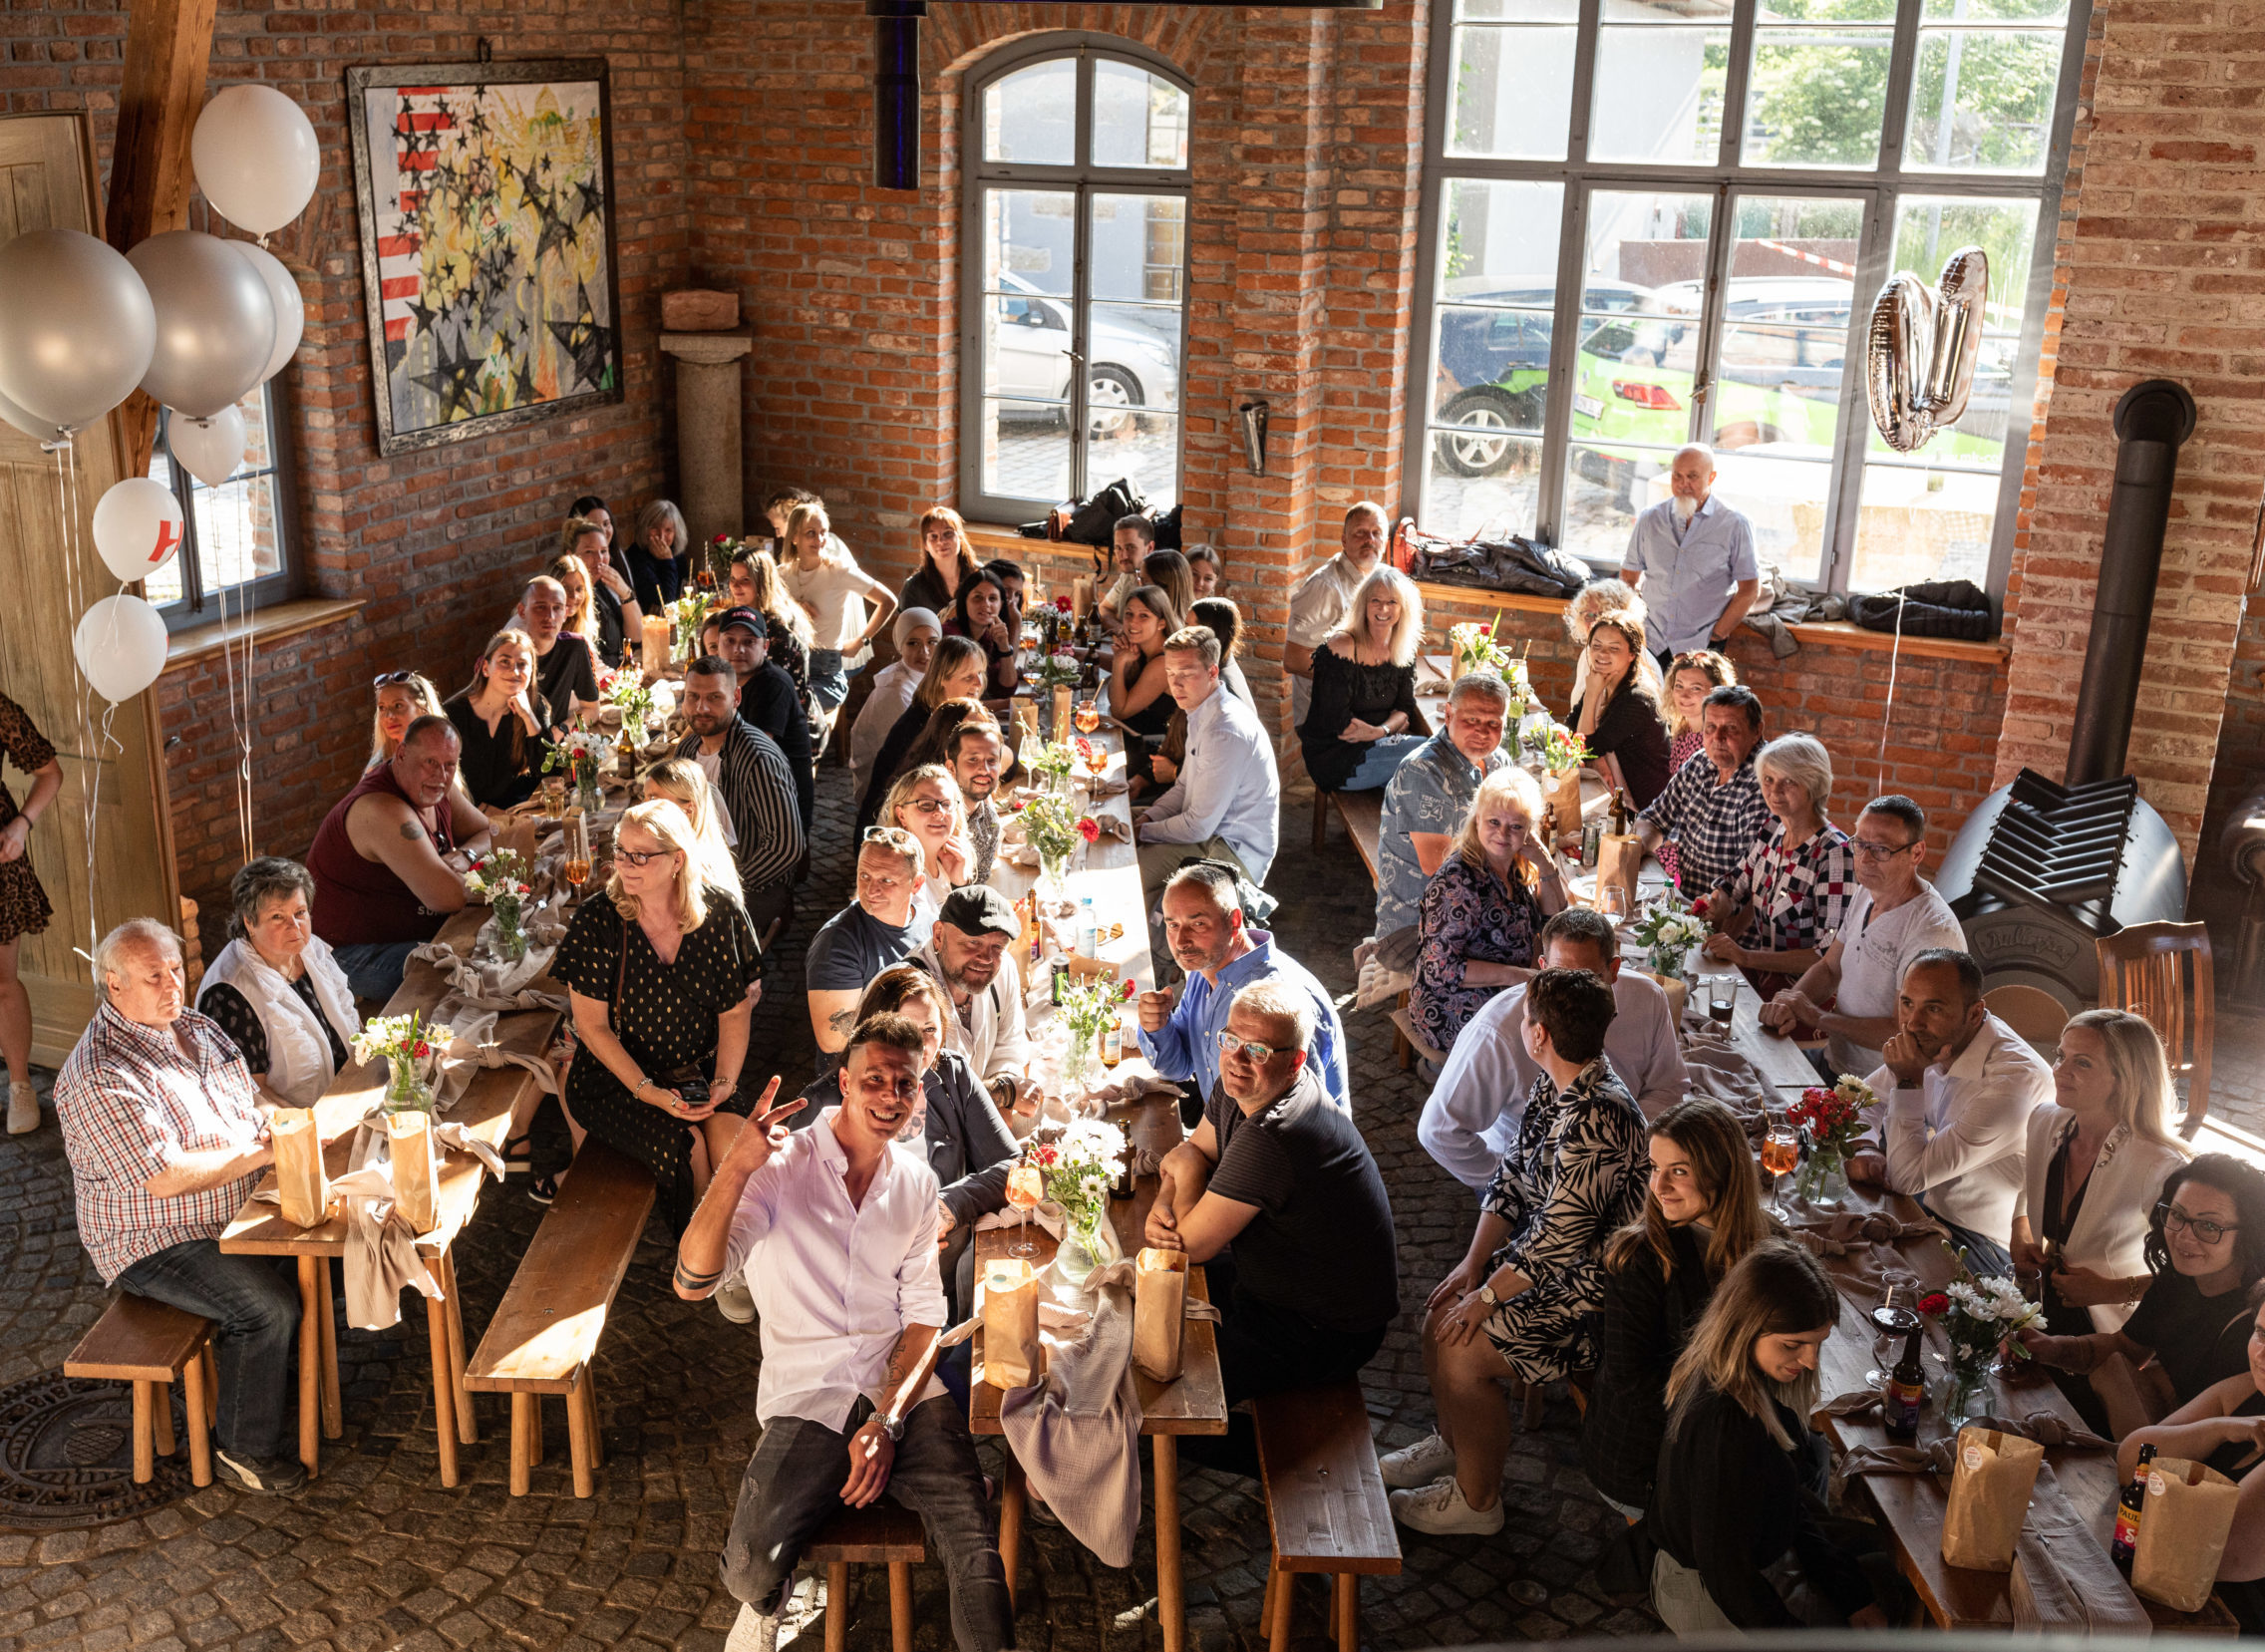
[348,60,623,454]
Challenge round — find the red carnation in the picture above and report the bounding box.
[412,1041,430,1059]
[1476,623,1491,636]
[1120,978,1136,1000]
[1918,1292,1950,1317]
[1056,595,1073,611]
[1077,818,1100,843]
[1691,896,1709,916]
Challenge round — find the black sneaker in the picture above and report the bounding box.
[213,1449,309,1495]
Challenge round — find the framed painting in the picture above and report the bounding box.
[345,58,624,455]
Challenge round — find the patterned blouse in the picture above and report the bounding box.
[1409,856,1541,1053]
[1719,820,1855,957]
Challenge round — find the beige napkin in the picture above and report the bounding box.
[1084,1073,1181,1109]
[409,934,567,1012]
[430,1001,560,1112]
[1087,815,1132,844]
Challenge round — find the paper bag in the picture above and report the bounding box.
[1132,1248,1188,1382]
[1542,765,1583,835]
[271,1109,329,1228]
[1940,1426,2044,1571]
[1073,575,1094,623]
[1052,684,1074,742]
[1595,832,1644,912]
[2133,1456,2244,1611]
[1011,697,1041,750]
[387,1111,442,1235]
[641,614,673,669]
[980,1258,1043,1390]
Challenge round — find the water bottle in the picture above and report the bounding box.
[1077,897,1099,959]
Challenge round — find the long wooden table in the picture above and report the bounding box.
[991,722,1155,994]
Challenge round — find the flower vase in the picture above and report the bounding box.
[1793,1146,1847,1209]
[1941,1360,1992,1431]
[574,768,604,817]
[384,1053,435,1116]
[623,715,647,754]
[1062,1026,1094,1096]
[491,900,528,964]
[1055,1205,1122,1289]
[1039,847,1072,899]
[1648,946,1690,986]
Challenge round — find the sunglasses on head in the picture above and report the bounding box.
[373,671,418,689]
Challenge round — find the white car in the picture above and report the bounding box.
[988,272,1180,437]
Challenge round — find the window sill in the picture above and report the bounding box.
[163,597,366,670]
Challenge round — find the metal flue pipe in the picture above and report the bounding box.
[870,0,925,191]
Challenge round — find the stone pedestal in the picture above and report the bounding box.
[659,327,754,550]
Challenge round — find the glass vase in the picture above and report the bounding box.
[1793,1146,1848,1209]
[1055,1205,1122,1289]
[1062,1026,1093,1096]
[1039,847,1072,899]
[1941,1360,1993,1431]
[1648,945,1690,986]
[574,768,604,817]
[491,899,528,963]
[384,1052,435,1116]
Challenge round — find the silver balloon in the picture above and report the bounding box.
[232,242,304,383]
[0,228,157,434]
[127,229,276,419]
[1865,245,1989,454]
[0,384,57,443]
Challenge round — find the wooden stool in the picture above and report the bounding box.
[64,1294,215,1487]
[809,1502,926,1652]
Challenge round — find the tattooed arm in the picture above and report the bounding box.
[343,792,471,915]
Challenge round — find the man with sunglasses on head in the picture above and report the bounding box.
[1759,795,1965,1077]
[1143,978,1397,1479]
[806,827,930,1073]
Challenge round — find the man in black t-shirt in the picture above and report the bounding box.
[804,827,931,1074]
[1145,978,1397,1476]
[516,575,601,719]
[710,606,815,837]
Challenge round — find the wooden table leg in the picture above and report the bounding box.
[1268,1561,1293,1652]
[528,1393,545,1467]
[183,1348,212,1487]
[152,1378,176,1459]
[508,1394,532,1495]
[315,1257,342,1440]
[888,1560,913,1652]
[1155,1435,1184,1652]
[824,1561,849,1652]
[441,1251,477,1444]
[425,1292,460,1487]
[1336,1573,1357,1652]
[296,1256,321,1476]
[565,1376,595,1498]
[998,1455,1026,1611]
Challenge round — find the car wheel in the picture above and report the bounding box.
[1088,366,1142,440]
[1436,388,1524,478]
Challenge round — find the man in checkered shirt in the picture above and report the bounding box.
[55,918,306,1495]
[1634,683,1774,899]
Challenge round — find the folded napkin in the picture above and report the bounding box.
[409,933,568,1013]
[1087,815,1132,844]
[1084,1072,1181,1109]
[1822,1389,2110,1497]
[1086,779,1128,801]
[429,1001,560,1112]
[1678,1028,1773,1120]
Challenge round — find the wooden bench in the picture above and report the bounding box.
[809,1502,926,1652]
[65,1295,215,1487]
[465,1139,655,1497]
[1253,1382,1401,1652]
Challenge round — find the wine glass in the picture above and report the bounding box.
[1005,1161,1044,1259]
[1074,699,1102,735]
[1761,1109,1799,1221]
[1867,1269,1922,1386]
[563,813,593,902]
[1599,882,1629,921]
[1083,741,1110,784]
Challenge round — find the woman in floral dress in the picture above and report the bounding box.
[0,692,60,1135]
[1700,733,1852,1000]
[1409,766,1568,1054]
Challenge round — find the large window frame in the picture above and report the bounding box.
[148,381,301,628]
[958,35,1193,525]
[1406,0,2093,601]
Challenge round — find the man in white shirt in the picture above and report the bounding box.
[1137,626,1280,897]
[1098,514,1152,631]
[1419,908,1687,1189]
[677,1022,1013,1652]
[1761,794,1966,1075]
[1849,948,2049,1274]
[915,887,1036,1121]
[1283,501,1387,727]
[1618,445,1760,665]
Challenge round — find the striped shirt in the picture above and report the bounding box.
[677,722,805,898]
[55,1003,268,1283]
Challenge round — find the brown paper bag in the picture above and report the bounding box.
[2133,1456,2244,1611]
[980,1258,1043,1390]
[1011,697,1041,751]
[1132,1248,1188,1381]
[1940,1426,2045,1571]
[1073,575,1094,622]
[1542,765,1583,836]
[387,1112,441,1235]
[1052,684,1074,742]
[271,1109,329,1228]
[1595,832,1643,912]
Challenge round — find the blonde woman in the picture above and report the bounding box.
[630,497,690,611]
[856,635,989,836]
[369,671,481,821]
[641,758,745,909]
[878,762,973,929]
[1300,565,1427,793]
[780,500,896,713]
[558,517,642,663]
[551,799,764,1235]
[1408,765,1567,1051]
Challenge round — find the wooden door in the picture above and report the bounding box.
[0,113,178,1064]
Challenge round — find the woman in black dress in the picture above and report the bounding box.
[900,505,982,614]
[442,629,555,810]
[1110,584,1181,793]
[550,548,625,670]
[855,636,991,837]
[552,799,765,1233]
[942,570,1025,699]
[0,691,60,1136]
[1568,614,1674,809]
[1299,566,1425,793]
[628,497,690,613]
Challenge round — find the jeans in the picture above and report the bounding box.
[1919,1198,2013,1276]
[807,650,849,710]
[330,940,419,1002]
[722,1395,1013,1652]
[1336,734,1426,792]
[118,1238,301,1461]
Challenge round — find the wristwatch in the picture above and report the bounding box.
[1477,1284,1497,1307]
[879,1413,905,1444]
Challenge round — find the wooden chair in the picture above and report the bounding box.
[809,1502,926,1652]
[466,1139,656,1496]
[1253,1382,1401,1652]
[64,1295,215,1487]
[2096,921,2214,1135]
[1984,984,2072,1059]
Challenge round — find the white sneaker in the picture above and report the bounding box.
[1378,1431,1457,1489]
[7,1083,37,1136]
[715,1272,756,1325]
[1390,1476,1504,1535]
[725,1602,781,1652]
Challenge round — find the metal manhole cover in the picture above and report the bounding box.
[0,1371,191,1528]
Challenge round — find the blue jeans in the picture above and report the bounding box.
[807,649,849,710]
[1337,733,1427,792]
[330,940,418,1001]
[117,1238,301,1462]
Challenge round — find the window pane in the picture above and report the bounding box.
[1849,460,2002,589]
[980,400,1070,501]
[1090,193,1184,303]
[1093,62,1188,169]
[1590,23,1731,164]
[981,187,1074,297]
[1438,178,1564,302]
[1427,434,1544,541]
[982,295,1072,405]
[1583,189,1712,303]
[1922,0,2065,22]
[1743,27,1894,167]
[1561,442,1684,561]
[1905,29,2064,172]
[145,447,184,607]
[191,469,285,595]
[1448,23,1576,160]
[1087,303,1180,415]
[1095,415,1180,511]
[1709,454,1836,582]
[1457,0,1578,19]
[982,61,1075,165]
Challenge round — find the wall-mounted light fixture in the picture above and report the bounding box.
[1238,400,1269,477]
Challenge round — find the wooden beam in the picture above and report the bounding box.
[102,0,218,477]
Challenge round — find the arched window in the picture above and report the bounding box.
[960,39,1191,522]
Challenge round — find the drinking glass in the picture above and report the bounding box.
[1707,974,1737,1029]
[1005,1162,1044,1259]
[1599,883,1629,921]
[1867,1269,1922,1385]
[1761,1109,1800,1221]
[563,813,593,901]
[1075,699,1102,736]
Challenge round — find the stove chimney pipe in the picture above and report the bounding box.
[2065,378,2197,787]
[870,1,925,192]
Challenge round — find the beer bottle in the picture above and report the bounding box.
[1609,787,1630,836]
[2112,1443,2158,1570]
[1883,1324,1926,1442]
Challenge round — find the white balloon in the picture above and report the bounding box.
[232,241,304,382]
[73,594,169,703]
[167,405,246,487]
[191,85,320,237]
[92,477,186,584]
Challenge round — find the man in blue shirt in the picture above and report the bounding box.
[1619,445,1760,665]
[1374,672,1511,942]
[1135,626,1280,898]
[1134,861,1349,1112]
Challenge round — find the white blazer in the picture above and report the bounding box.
[2012,1107,2187,1334]
[197,935,360,1108]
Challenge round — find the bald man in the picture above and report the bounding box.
[1619,445,1759,664]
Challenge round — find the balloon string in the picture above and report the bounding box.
[55,442,100,964]
[1873,592,1908,798]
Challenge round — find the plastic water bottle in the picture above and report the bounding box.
[1077,897,1099,959]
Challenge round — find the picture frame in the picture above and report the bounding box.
[345,57,625,455]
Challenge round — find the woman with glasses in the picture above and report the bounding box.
[855,635,990,838]
[2020,1153,2265,1430]
[550,799,764,1234]
[1698,733,1853,1000]
[876,764,972,931]
[443,629,556,810]
[1408,766,1567,1055]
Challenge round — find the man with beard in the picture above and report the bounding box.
[944,717,1005,884]
[1134,859,1346,1115]
[710,606,814,837]
[514,574,601,721]
[674,657,804,933]
[913,887,1035,1130]
[1618,444,1760,667]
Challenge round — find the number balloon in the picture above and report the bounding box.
[1865,247,1990,455]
